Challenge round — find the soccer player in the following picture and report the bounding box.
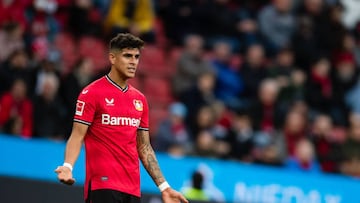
[55,33,188,203]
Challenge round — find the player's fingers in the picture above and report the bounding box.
[65,178,75,185]
[54,166,61,173]
[60,178,75,185]
[179,194,188,203]
[63,178,75,184]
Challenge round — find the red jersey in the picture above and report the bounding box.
[74,75,149,198]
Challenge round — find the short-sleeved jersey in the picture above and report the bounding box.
[74,75,149,199]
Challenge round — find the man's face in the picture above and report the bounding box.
[109,48,140,79]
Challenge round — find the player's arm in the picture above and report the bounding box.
[55,122,88,185]
[137,130,188,203]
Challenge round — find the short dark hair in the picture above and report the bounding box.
[109,33,144,51]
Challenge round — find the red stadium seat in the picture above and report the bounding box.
[143,77,174,106]
[54,32,78,74]
[78,36,108,71]
[149,106,169,135]
[138,45,174,76]
[153,17,168,48]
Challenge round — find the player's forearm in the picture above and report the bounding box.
[63,134,83,166]
[137,142,166,186]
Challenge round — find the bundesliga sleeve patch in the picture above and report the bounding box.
[75,100,85,116]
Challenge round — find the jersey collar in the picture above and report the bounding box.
[105,75,129,92]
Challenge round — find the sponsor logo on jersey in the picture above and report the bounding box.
[101,114,140,127]
[133,99,143,111]
[75,100,85,116]
[105,98,114,106]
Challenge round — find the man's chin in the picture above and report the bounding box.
[126,74,136,79]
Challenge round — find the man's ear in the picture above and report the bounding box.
[109,52,115,65]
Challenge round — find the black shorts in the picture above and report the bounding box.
[86,189,140,203]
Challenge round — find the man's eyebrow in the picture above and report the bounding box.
[122,53,140,57]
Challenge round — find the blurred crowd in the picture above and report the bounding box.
[1,0,360,178]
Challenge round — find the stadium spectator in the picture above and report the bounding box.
[189,102,230,149]
[277,69,307,107]
[339,0,360,29]
[192,130,217,158]
[0,79,33,138]
[331,51,358,126]
[210,40,244,110]
[267,48,295,88]
[0,49,33,96]
[325,3,347,52]
[296,0,333,58]
[310,114,343,173]
[153,102,192,154]
[0,0,31,29]
[172,34,213,97]
[258,0,296,55]
[157,0,203,45]
[305,57,333,116]
[0,22,25,63]
[180,71,217,129]
[252,130,286,166]
[32,59,62,97]
[249,78,283,133]
[197,0,239,49]
[210,101,232,159]
[182,171,209,201]
[103,0,155,42]
[33,73,66,140]
[340,113,360,177]
[234,4,263,54]
[285,138,321,173]
[227,109,256,162]
[282,110,308,156]
[190,105,217,140]
[239,43,268,103]
[190,103,232,158]
[67,0,102,39]
[290,15,322,70]
[27,0,61,46]
[60,58,95,135]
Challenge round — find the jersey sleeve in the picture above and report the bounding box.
[138,97,149,131]
[73,88,96,125]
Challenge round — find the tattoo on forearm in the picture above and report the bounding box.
[137,132,165,185]
[148,150,164,180]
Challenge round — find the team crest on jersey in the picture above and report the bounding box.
[133,100,143,111]
[75,100,85,116]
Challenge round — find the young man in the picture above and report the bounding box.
[55,33,188,203]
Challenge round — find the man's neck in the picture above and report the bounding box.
[107,71,128,89]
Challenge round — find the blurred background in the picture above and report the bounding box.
[0,0,360,202]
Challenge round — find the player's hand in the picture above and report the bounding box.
[54,166,75,185]
[161,188,189,203]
